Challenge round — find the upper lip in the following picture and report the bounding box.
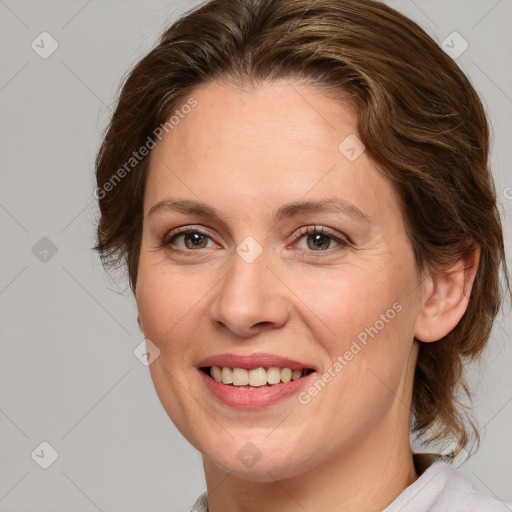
[197,352,316,371]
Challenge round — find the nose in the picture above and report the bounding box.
[208,247,290,338]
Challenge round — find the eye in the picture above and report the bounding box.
[163,227,217,251]
[293,225,349,252]
[161,225,349,255]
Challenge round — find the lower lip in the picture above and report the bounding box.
[199,370,315,409]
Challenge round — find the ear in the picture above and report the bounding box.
[414,242,480,343]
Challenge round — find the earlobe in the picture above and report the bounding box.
[414,243,480,343]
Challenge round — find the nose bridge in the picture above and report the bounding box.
[210,239,288,336]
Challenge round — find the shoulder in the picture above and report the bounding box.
[430,461,510,512]
[384,453,511,512]
[188,490,208,512]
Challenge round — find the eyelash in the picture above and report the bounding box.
[161,225,350,256]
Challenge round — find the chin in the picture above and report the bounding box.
[201,438,317,482]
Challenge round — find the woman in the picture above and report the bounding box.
[93,0,511,510]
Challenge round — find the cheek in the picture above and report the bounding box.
[135,262,205,354]
[291,264,406,352]
[293,262,416,405]
[135,264,207,440]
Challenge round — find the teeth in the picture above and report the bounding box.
[280,368,292,383]
[267,367,281,384]
[208,366,309,386]
[210,366,222,382]
[232,368,249,386]
[292,369,302,381]
[221,367,233,384]
[248,368,267,387]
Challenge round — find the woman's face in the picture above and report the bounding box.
[136,80,425,480]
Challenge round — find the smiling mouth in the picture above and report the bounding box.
[201,366,315,388]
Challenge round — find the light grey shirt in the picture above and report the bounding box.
[189,453,511,511]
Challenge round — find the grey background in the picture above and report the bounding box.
[0,0,511,511]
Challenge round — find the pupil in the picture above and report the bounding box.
[308,234,330,251]
[185,233,207,249]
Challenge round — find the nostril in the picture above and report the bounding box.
[253,321,272,329]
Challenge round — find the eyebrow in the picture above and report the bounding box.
[147,197,370,225]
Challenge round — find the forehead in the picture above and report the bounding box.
[163,80,357,154]
[144,80,401,228]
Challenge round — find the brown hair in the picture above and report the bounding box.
[94,0,510,460]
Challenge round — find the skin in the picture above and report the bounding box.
[135,80,479,512]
